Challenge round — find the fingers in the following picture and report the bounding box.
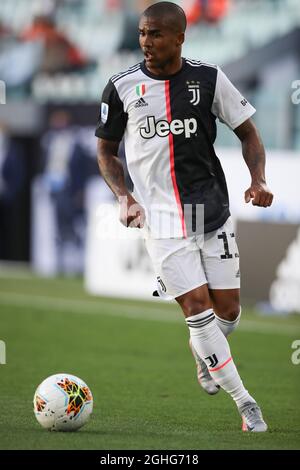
[265,192,274,207]
[252,190,264,206]
[128,214,143,228]
[138,212,145,228]
[119,198,146,228]
[245,187,274,207]
[244,189,252,203]
[123,210,145,228]
[249,191,274,207]
[120,212,139,227]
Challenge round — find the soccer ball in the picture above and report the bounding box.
[33,373,93,431]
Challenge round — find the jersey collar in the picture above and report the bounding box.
[141,58,186,81]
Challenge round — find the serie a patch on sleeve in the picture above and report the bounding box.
[101,103,109,124]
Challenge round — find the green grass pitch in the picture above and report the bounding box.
[0,270,300,450]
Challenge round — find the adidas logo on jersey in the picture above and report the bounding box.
[140,116,197,139]
[135,97,148,108]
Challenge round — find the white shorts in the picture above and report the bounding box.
[144,216,240,299]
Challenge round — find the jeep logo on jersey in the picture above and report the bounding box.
[140,116,197,139]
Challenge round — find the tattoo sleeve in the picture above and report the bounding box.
[234,119,266,184]
[97,139,129,199]
[241,133,266,184]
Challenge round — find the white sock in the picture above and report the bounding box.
[215,308,241,337]
[186,309,255,408]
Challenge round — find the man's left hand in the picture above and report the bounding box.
[244,182,274,207]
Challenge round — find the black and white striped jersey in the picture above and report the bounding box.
[95,58,255,238]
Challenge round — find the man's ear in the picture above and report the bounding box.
[177,32,185,46]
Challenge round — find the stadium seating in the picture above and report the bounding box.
[1,0,300,69]
[0,0,299,149]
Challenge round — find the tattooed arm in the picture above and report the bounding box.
[234,118,273,207]
[97,138,145,228]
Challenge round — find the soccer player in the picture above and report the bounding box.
[95,2,273,432]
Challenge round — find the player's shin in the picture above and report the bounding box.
[185,309,255,408]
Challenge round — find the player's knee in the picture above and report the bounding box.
[176,285,212,318]
[220,304,241,322]
[180,301,212,318]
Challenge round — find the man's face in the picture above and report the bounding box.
[139,15,183,72]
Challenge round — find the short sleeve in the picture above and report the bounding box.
[95,80,128,141]
[211,67,256,130]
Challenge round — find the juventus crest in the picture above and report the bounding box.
[205,354,218,368]
[187,81,200,106]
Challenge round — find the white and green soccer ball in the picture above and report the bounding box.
[33,373,93,431]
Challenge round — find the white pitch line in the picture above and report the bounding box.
[0,291,299,336]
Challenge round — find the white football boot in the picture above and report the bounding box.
[239,402,268,432]
[189,339,220,395]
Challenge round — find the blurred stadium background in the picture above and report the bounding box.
[0,0,300,450]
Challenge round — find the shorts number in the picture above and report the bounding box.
[218,232,233,259]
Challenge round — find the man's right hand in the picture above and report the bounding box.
[119,194,146,229]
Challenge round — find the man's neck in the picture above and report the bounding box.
[146,57,183,77]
